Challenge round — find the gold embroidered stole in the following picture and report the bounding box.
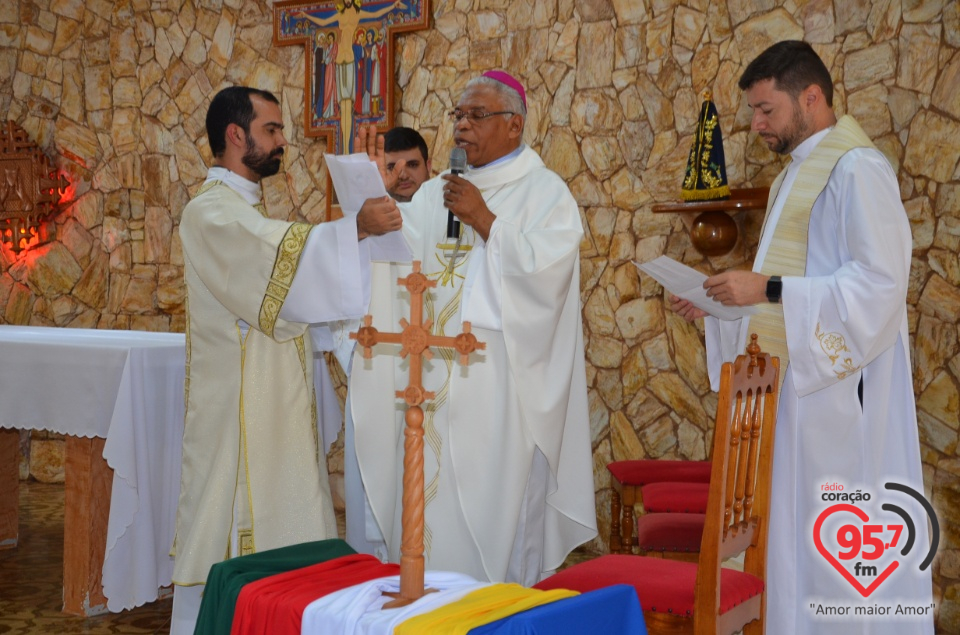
[749,116,875,390]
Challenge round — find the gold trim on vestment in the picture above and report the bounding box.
[194,180,222,197]
[183,294,191,424]
[815,322,860,380]
[237,324,257,556]
[258,222,312,337]
[238,529,255,557]
[172,186,212,560]
[294,335,321,462]
[181,184,222,432]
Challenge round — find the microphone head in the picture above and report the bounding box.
[449,147,467,174]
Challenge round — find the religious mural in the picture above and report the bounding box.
[274,0,430,154]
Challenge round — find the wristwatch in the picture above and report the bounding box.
[766,275,782,303]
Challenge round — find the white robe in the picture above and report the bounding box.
[706,134,933,633]
[347,146,597,585]
[173,170,370,586]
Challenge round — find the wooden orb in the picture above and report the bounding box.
[691,211,738,256]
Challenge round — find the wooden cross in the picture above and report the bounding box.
[272,0,431,154]
[350,260,484,608]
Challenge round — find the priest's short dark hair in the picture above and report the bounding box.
[206,87,280,158]
[738,40,834,107]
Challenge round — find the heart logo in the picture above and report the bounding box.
[813,504,899,597]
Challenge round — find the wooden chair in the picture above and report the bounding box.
[537,335,780,635]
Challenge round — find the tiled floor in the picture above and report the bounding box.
[0,481,599,635]
[0,481,172,635]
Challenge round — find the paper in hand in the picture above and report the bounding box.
[635,256,755,321]
[324,153,411,262]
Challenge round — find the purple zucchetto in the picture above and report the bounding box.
[481,70,527,110]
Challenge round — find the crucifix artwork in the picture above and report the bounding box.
[273,0,431,155]
[350,261,485,608]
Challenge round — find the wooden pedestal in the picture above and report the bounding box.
[62,436,111,616]
[0,428,18,549]
[0,430,112,616]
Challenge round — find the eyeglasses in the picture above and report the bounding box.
[447,109,516,123]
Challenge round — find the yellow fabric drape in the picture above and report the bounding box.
[394,583,578,635]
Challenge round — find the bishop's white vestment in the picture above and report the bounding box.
[346,146,597,585]
[173,168,371,586]
[706,121,933,634]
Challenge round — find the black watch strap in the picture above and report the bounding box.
[766,275,782,303]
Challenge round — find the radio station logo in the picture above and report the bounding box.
[813,481,938,599]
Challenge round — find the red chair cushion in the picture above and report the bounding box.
[640,482,709,513]
[535,554,763,618]
[607,460,712,486]
[635,513,705,552]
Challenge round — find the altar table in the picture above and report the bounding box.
[0,325,186,615]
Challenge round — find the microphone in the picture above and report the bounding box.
[447,147,467,239]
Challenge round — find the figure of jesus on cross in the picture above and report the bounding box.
[294,0,404,152]
[351,261,485,607]
[273,0,430,153]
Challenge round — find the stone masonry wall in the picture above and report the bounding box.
[1,0,958,630]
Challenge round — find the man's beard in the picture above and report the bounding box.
[766,103,810,155]
[243,139,283,178]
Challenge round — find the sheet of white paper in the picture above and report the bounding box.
[324,153,411,262]
[634,256,756,321]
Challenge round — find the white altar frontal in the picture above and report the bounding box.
[0,325,186,615]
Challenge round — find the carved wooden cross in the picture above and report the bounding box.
[350,260,484,608]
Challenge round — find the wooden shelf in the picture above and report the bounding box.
[651,187,769,256]
[652,187,769,214]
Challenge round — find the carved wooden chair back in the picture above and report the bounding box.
[694,334,780,634]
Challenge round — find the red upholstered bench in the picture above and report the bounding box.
[606,460,712,553]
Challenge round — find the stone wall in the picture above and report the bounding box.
[1,0,958,630]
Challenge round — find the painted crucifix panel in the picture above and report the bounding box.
[274,0,430,155]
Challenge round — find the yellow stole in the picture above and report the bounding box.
[749,116,875,390]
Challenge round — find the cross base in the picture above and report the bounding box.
[382,585,438,610]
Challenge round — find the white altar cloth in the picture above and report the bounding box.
[0,325,185,612]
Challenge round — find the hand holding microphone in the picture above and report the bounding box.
[445,147,467,239]
[442,147,497,242]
